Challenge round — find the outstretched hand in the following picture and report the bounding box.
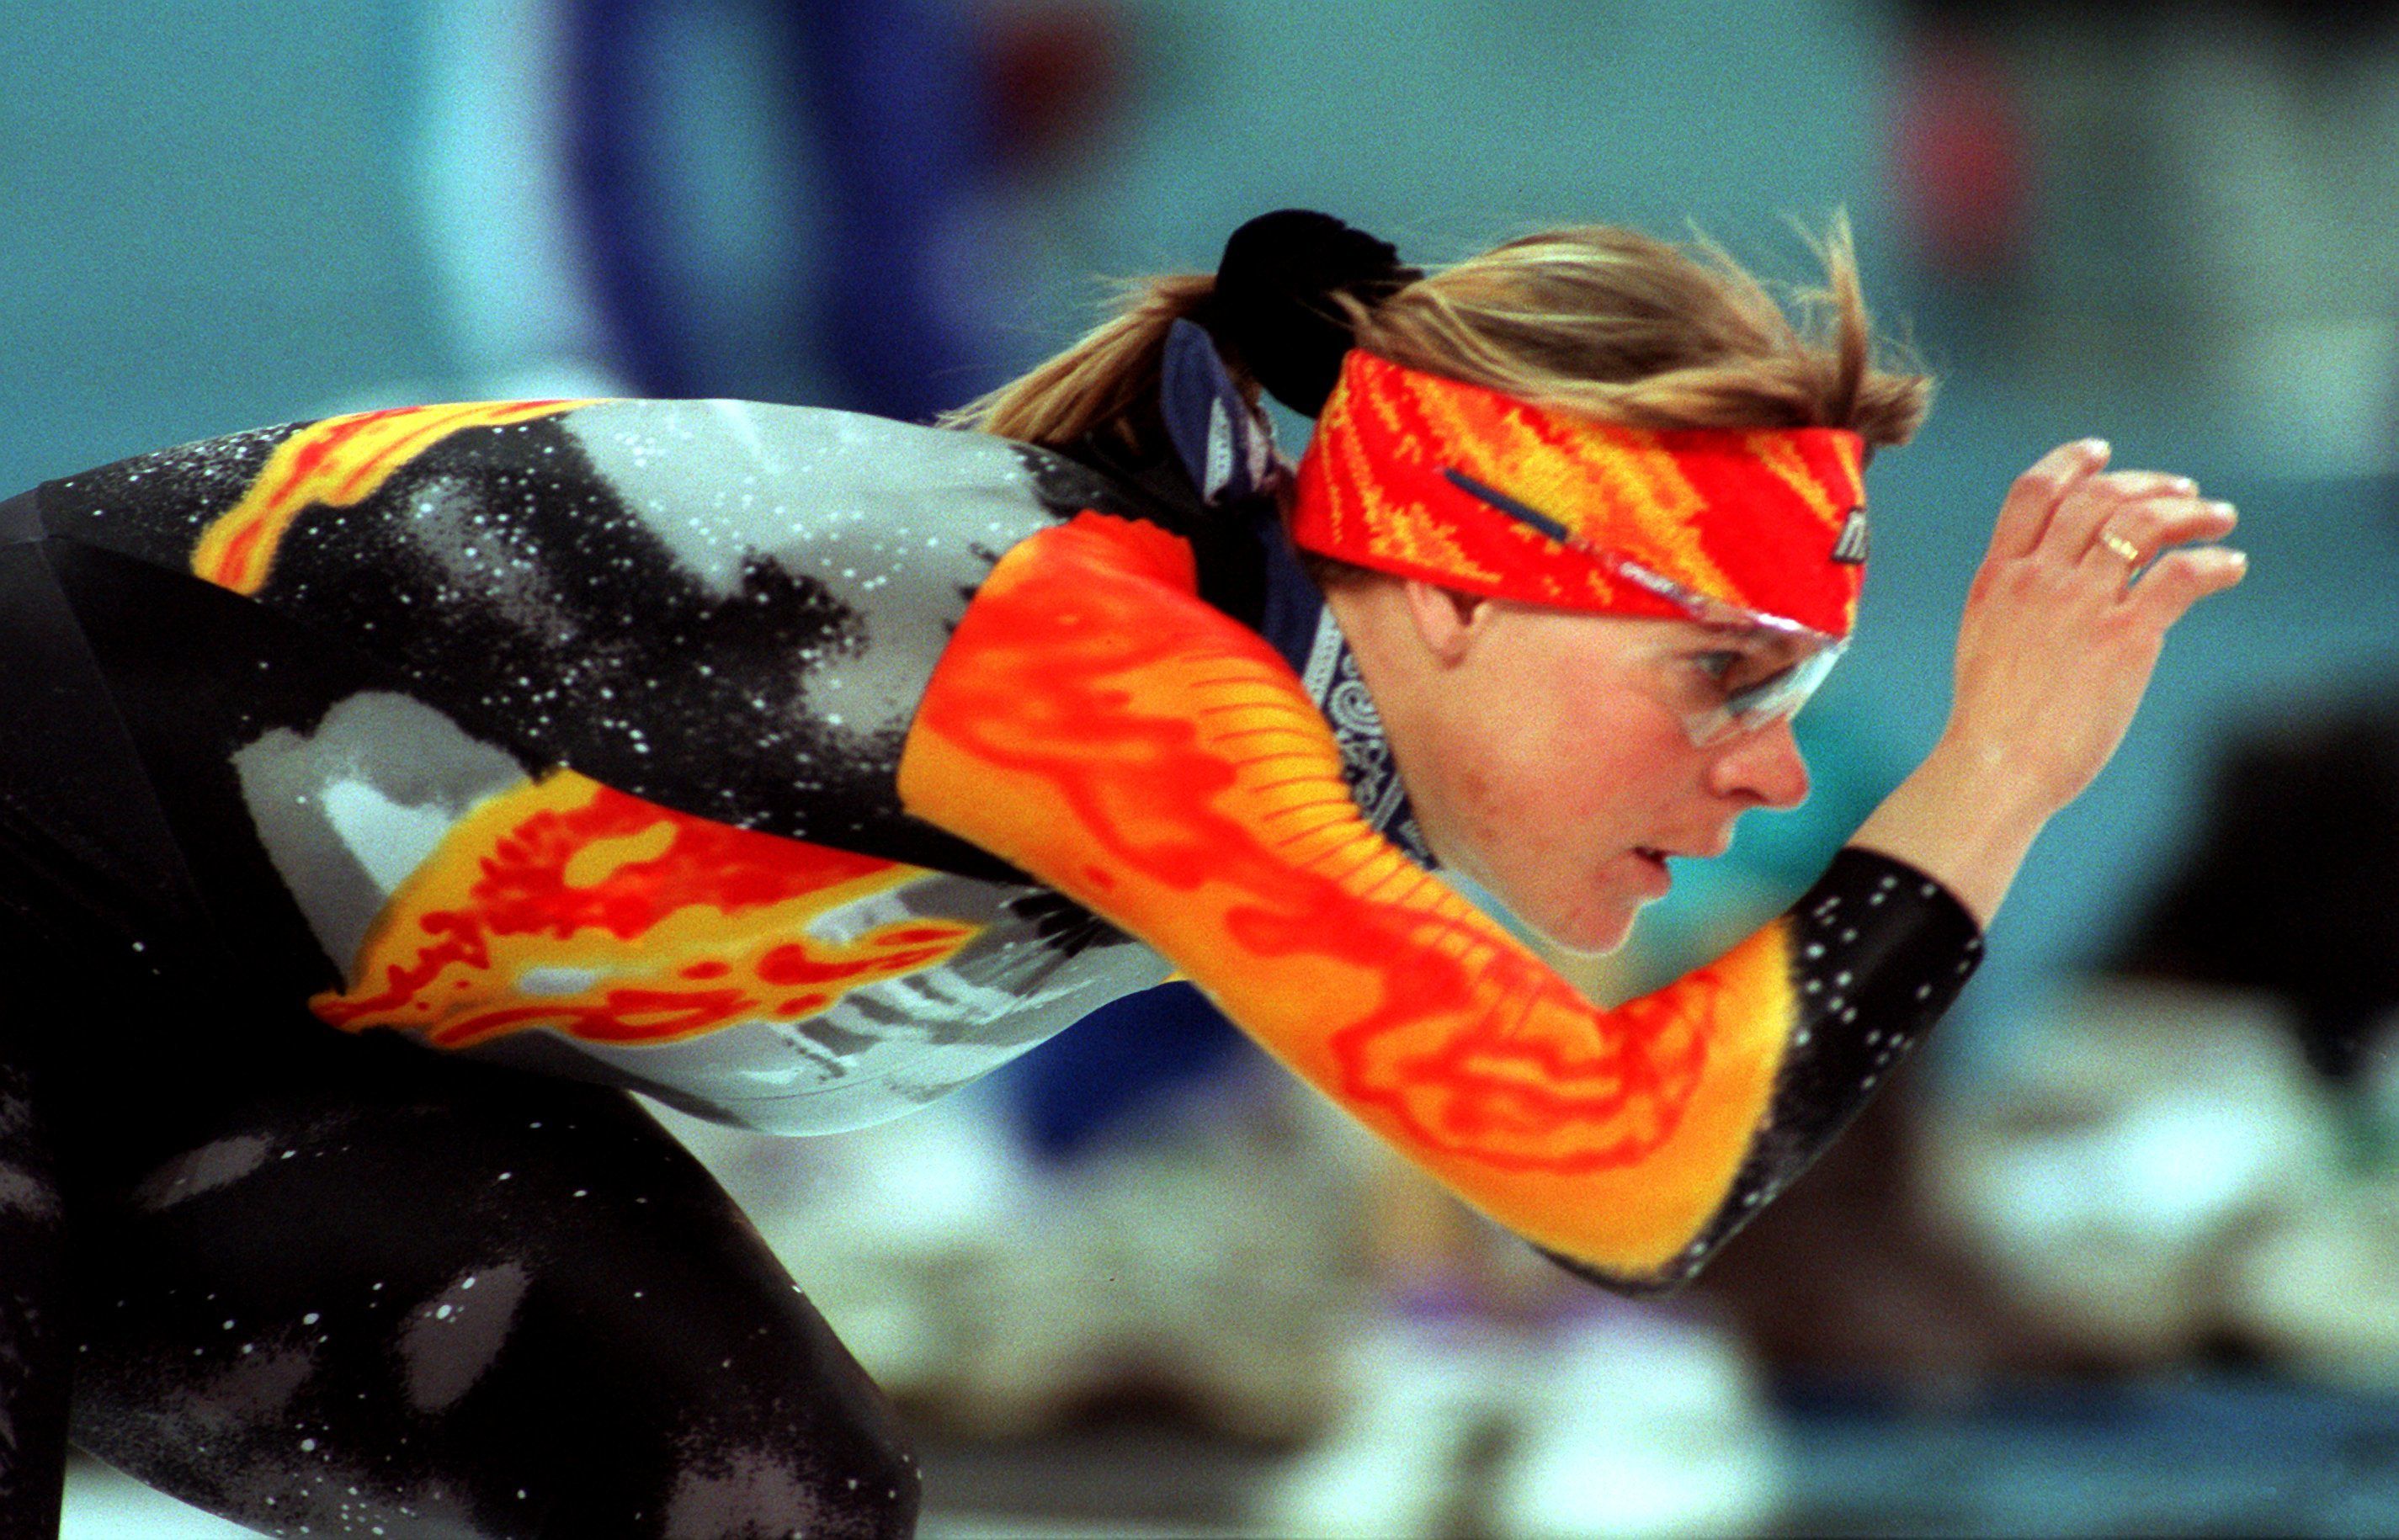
[1948,438,2246,813]
[1851,438,2247,926]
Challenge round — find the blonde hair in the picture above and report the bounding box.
[942,215,1929,458]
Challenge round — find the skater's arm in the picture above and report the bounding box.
[901,512,1976,1289]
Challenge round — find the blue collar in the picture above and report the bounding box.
[1250,509,1436,868]
[1157,317,1434,869]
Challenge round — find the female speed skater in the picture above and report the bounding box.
[0,210,2243,1537]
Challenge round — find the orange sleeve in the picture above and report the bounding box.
[898,513,1867,1286]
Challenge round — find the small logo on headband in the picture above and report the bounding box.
[1831,508,1870,565]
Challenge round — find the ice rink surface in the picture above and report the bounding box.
[63,1461,255,1537]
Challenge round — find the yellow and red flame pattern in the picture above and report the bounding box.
[314,769,977,1050]
[898,512,1800,1277]
[192,401,595,594]
[1290,351,1867,638]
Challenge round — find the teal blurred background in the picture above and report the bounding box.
[11,2,2399,1535]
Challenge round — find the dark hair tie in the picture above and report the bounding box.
[1201,209,1420,418]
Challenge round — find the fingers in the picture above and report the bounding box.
[2128,544,2247,631]
[1990,438,2109,561]
[2080,496,2237,575]
[2047,469,2199,558]
[1981,442,2248,630]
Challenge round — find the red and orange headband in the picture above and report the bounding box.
[1288,351,1870,640]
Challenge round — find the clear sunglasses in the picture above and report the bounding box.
[1442,467,1849,746]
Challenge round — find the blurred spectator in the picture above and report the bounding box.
[426,0,1128,416]
[2114,691,2399,1081]
[1890,19,2032,279]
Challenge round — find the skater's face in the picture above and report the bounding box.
[1327,579,1814,954]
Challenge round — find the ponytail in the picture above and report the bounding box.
[936,273,1221,458]
[940,211,1415,459]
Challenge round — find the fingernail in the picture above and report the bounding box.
[2081,438,2110,459]
[2170,475,2198,495]
[2207,499,2237,518]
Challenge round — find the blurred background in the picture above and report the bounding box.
[9,0,2399,1534]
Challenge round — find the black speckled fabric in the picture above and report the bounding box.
[58,1009,918,1540]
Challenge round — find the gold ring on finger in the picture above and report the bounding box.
[2097,528,2143,563]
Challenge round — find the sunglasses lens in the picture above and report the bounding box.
[1681,640,1846,746]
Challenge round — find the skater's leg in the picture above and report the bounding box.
[0,1052,68,1540]
[69,1023,918,1538]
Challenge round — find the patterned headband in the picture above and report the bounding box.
[1287,351,1870,640]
